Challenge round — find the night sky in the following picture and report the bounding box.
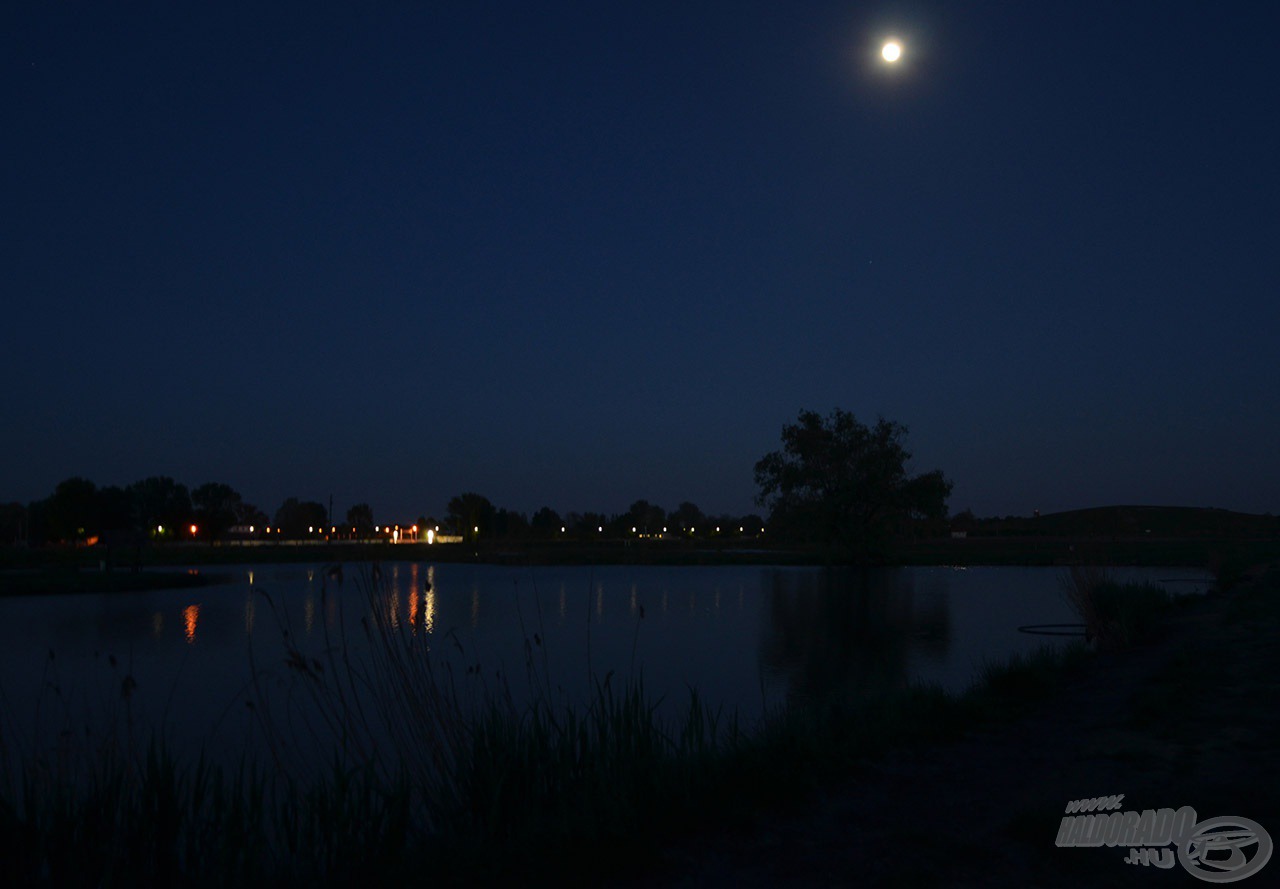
[5,2,1278,524]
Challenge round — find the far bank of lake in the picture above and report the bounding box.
[4,533,1278,588]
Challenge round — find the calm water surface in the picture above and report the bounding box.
[0,563,1210,763]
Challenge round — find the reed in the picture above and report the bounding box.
[1060,565,1173,649]
[0,565,1114,885]
[1060,563,1111,643]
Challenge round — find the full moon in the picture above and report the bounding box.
[881,41,902,62]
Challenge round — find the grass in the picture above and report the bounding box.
[1059,565,1175,649]
[0,569,1127,887]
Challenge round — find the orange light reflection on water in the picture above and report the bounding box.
[183,604,200,644]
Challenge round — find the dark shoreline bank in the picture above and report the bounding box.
[3,536,1277,596]
[7,535,1280,567]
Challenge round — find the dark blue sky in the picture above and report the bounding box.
[5,2,1278,523]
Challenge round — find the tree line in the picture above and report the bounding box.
[3,409,955,558]
[0,477,766,546]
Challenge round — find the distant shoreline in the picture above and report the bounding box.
[2,535,1278,597]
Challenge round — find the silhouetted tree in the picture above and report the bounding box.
[234,501,269,531]
[530,506,562,537]
[274,498,329,537]
[192,482,242,541]
[706,514,737,535]
[493,508,529,539]
[755,409,952,559]
[447,493,496,543]
[0,502,28,545]
[625,500,666,534]
[670,501,705,534]
[126,476,192,535]
[45,477,100,543]
[97,485,133,533]
[573,512,608,535]
[346,503,374,536]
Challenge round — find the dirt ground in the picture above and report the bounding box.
[617,568,1280,888]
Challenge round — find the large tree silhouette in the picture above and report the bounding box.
[447,492,495,543]
[192,482,242,541]
[755,409,952,559]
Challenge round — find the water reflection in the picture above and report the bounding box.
[759,568,951,705]
[183,604,200,644]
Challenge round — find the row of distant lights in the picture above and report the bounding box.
[586,526,761,534]
[160,524,761,535]
[156,525,202,536]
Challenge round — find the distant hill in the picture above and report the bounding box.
[958,506,1280,538]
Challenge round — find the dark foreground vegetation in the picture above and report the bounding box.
[3,563,1263,888]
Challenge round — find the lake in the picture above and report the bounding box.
[0,563,1210,767]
